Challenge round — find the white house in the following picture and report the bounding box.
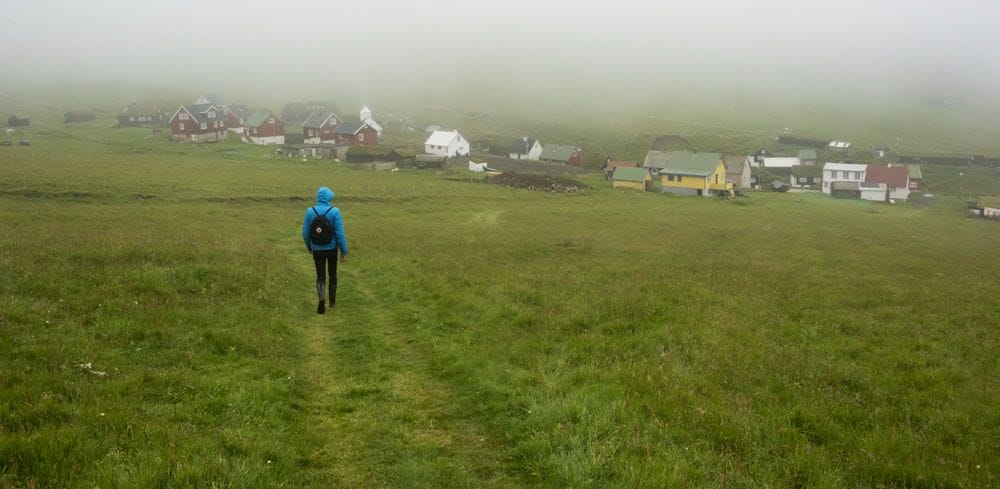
[424,130,469,157]
[822,162,867,194]
[509,137,543,160]
[359,105,383,136]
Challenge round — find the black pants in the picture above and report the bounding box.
[312,249,338,304]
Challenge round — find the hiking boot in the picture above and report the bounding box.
[317,300,326,315]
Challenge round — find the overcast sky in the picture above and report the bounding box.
[2,0,998,104]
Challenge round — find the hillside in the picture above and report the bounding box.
[1,119,998,487]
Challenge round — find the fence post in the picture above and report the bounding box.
[65,176,69,192]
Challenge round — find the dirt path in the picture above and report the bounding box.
[297,257,519,487]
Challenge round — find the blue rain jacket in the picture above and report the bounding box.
[302,187,349,254]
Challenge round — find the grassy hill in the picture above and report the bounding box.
[1,120,998,487]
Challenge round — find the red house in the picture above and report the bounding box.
[302,112,343,144]
[243,111,285,145]
[169,104,227,143]
[223,105,251,133]
[333,121,378,146]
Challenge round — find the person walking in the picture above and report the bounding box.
[302,186,348,314]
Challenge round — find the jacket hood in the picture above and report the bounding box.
[316,186,334,205]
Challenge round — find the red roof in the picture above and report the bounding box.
[607,161,637,170]
[865,165,909,187]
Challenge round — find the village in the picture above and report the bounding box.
[4,93,999,217]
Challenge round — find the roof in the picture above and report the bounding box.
[908,164,922,179]
[822,162,867,172]
[864,165,909,187]
[347,145,398,157]
[660,152,723,176]
[761,157,801,168]
[122,104,164,115]
[302,112,338,129]
[612,167,649,182]
[334,121,368,135]
[798,149,817,160]
[510,137,537,155]
[643,150,670,169]
[724,155,748,174]
[245,111,277,127]
[425,130,461,146]
[606,160,637,170]
[416,154,447,162]
[828,141,852,149]
[539,144,579,162]
[173,104,220,123]
[792,165,823,178]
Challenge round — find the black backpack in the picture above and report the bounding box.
[309,207,334,245]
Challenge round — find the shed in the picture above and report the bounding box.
[65,110,95,123]
[797,149,817,165]
[830,181,860,199]
[346,145,403,163]
[612,167,652,191]
[414,154,448,169]
[791,165,823,188]
[7,116,30,127]
[539,144,583,166]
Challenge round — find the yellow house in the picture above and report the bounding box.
[612,167,653,190]
[658,151,733,197]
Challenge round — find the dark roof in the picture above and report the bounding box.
[416,154,447,163]
[650,135,692,151]
[865,165,908,187]
[606,161,637,170]
[908,165,922,179]
[643,150,671,169]
[724,155,747,175]
[792,165,823,178]
[245,111,279,128]
[510,137,537,155]
[798,149,817,160]
[334,121,367,135]
[302,112,338,129]
[540,144,579,162]
[175,104,221,123]
[347,145,398,157]
[122,104,164,116]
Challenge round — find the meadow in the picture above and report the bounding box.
[1,114,999,487]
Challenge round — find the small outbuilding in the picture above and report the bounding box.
[510,137,543,160]
[797,149,817,166]
[907,165,922,190]
[64,110,95,123]
[612,167,652,191]
[7,116,30,127]
[539,144,583,166]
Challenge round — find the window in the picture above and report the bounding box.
[267,117,274,123]
[799,177,807,183]
[667,174,675,182]
[359,133,365,142]
[200,122,207,130]
[677,175,683,182]
[129,116,135,121]
[824,182,829,188]
[179,123,185,130]
[208,110,216,118]
[180,113,189,120]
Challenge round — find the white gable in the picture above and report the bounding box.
[425,130,459,147]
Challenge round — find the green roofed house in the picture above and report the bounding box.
[658,151,732,197]
[791,164,823,189]
[908,164,922,190]
[539,144,583,166]
[798,149,817,166]
[612,167,652,191]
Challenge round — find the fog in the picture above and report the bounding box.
[2,0,999,116]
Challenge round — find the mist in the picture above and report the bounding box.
[2,0,999,120]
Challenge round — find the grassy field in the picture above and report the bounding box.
[2,106,999,487]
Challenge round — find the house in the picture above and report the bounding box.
[872,144,891,158]
[612,167,652,191]
[346,145,404,163]
[333,121,378,146]
[828,141,852,151]
[725,155,752,189]
[302,112,343,144]
[243,111,285,145]
[821,162,866,194]
[540,144,583,166]
[643,150,671,173]
[118,104,166,127]
[604,160,638,179]
[798,149,817,166]
[7,116,30,127]
[359,105,383,135]
[908,165,922,190]
[791,165,823,189]
[658,151,732,197]
[425,130,469,157]
[64,110,95,123]
[864,164,910,201]
[223,105,251,133]
[509,137,542,160]
[168,104,227,143]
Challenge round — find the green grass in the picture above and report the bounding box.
[1,109,999,487]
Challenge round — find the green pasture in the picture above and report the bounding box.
[1,116,999,488]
